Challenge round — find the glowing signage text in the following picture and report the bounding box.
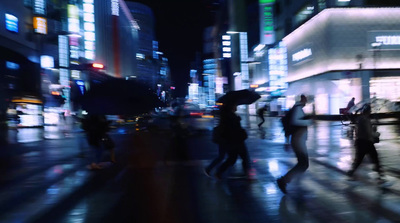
[292,48,312,62]
[375,36,400,45]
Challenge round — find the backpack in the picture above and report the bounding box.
[280,105,300,136]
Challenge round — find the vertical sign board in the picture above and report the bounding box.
[268,42,288,91]
[82,0,95,60]
[59,35,70,110]
[240,32,249,89]
[59,69,70,110]
[208,74,215,105]
[58,35,69,68]
[259,0,275,45]
[68,4,79,33]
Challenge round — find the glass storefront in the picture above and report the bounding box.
[370,77,400,102]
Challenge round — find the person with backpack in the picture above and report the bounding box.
[281,109,294,145]
[277,95,313,194]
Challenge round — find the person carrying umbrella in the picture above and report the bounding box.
[213,101,252,180]
[206,89,260,180]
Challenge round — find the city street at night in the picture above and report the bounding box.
[3,0,400,222]
[1,117,400,223]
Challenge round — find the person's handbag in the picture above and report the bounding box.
[102,134,115,150]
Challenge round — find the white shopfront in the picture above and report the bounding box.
[283,8,400,115]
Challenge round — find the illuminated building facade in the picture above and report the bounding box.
[0,0,143,127]
[273,0,400,114]
[0,0,53,127]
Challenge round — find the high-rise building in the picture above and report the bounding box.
[126,2,156,86]
[126,2,171,102]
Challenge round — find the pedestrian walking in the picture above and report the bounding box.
[205,109,227,177]
[257,105,267,128]
[167,115,189,161]
[81,114,113,170]
[213,102,252,180]
[277,95,313,193]
[346,104,385,183]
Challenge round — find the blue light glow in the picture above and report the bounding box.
[5,13,18,33]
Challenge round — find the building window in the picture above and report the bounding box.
[318,0,326,11]
[294,4,314,27]
[335,0,351,7]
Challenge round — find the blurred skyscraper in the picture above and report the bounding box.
[126,2,171,103]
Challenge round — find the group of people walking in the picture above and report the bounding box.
[205,94,386,194]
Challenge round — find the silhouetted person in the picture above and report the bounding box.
[257,105,267,128]
[81,114,111,169]
[347,97,356,110]
[345,97,359,124]
[277,95,312,193]
[205,108,227,177]
[166,115,189,161]
[347,104,385,183]
[214,102,251,180]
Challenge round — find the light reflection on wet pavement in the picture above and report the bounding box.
[0,117,400,222]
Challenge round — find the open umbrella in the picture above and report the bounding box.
[348,98,395,114]
[217,89,261,105]
[78,78,164,115]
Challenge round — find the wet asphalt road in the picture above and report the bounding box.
[1,116,400,222]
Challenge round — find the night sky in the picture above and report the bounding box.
[127,0,216,97]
